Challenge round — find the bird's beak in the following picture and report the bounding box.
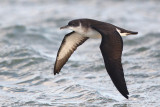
[60,25,69,30]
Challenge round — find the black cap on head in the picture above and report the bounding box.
[68,20,79,27]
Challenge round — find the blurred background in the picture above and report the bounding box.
[0,0,160,106]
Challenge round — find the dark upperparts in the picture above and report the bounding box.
[70,18,138,35]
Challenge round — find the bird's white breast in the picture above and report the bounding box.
[69,24,101,39]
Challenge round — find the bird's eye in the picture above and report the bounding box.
[72,23,75,26]
[68,22,76,26]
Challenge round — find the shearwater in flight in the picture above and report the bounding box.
[54,18,138,99]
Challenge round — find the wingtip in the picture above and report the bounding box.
[53,68,60,75]
[122,91,129,99]
[54,71,59,75]
[116,86,129,99]
[124,95,129,99]
[54,72,57,75]
[53,64,60,75]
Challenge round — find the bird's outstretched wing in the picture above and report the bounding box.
[92,25,129,99]
[54,31,88,75]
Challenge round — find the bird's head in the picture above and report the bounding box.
[60,19,88,34]
[60,20,80,29]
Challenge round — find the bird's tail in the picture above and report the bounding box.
[116,27,138,36]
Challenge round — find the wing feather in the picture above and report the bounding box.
[92,25,129,99]
[54,31,88,75]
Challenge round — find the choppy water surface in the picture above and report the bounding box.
[0,0,160,106]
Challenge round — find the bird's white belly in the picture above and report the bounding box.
[84,28,101,38]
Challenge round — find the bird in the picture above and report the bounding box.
[54,18,138,99]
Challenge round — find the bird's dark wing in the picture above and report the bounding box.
[54,31,88,75]
[92,25,129,99]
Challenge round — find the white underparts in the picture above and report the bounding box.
[116,28,130,36]
[85,28,101,38]
[69,23,101,38]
